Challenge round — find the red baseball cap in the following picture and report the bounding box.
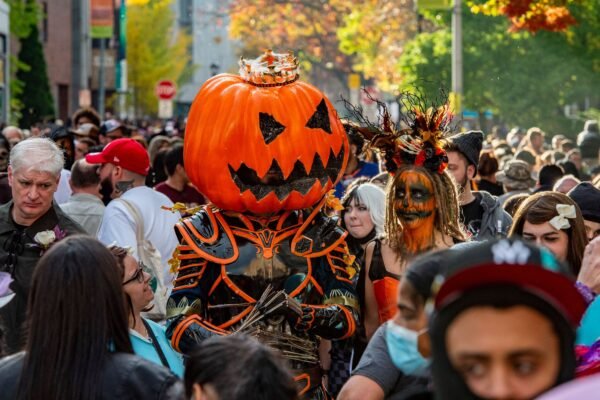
[85,138,150,176]
[434,239,587,327]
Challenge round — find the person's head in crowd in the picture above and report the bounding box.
[553,174,580,194]
[74,123,100,145]
[590,165,600,182]
[567,183,600,242]
[99,119,129,145]
[534,164,564,193]
[344,122,368,164]
[8,138,63,226]
[445,130,484,193]
[429,238,587,400]
[341,180,386,248]
[540,150,555,166]
[0,136,10,173]
[163,144,195,190]
[2,126,24,148]
[387,250,449,375]
[386,164,466,255]
[131,135,149,150]
[184,335,298,400]
[552,150,566,165]
[502,192,529,217]
[557,160,580,179]
[552,134,566,150]
[69,159,101,197]
[74,137,96,161]
[524,127,545,154]
[477,150,500,181]
[85,138,150,200]
[492,142,513,161]
[72,107,101,129]
[17,236,133,399]
[49,125,75,170]
[578,136,600,161]
[370,171,390,190]
[496,159,535,193]
[150,147,169,186]
[108,245,153,329]
[566,149,582,171]
[560,139,576,154]
[147,135,173,166]
[506,127,524,149]
[509,191,587,273]
[514,149,536,170]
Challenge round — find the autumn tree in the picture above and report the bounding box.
[337,0,418,93]
[127,0,192,117]
[397,0,600,133]
[228,0,354,97]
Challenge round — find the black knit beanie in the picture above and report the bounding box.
[449,130,484,168]
[568,182,600,223]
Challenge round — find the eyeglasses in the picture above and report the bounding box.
[122,262,146,286]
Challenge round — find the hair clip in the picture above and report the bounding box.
[549,204,576,230]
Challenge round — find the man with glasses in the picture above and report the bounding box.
[0,138,85,353]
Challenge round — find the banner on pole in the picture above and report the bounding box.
[91,0,114,39]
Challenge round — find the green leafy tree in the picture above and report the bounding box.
[7,0,42,124]
[127,0,192,117]
[398,0,600,133]
[16,22,54,128]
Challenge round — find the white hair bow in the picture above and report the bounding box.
[549,204,576,230]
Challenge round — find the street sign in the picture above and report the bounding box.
[158,100,173,119]
[155,80,177,100]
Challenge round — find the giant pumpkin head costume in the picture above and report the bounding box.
[184,51,348,215]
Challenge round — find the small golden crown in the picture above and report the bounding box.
[239,50,300,87]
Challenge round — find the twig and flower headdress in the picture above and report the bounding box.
[344,91,454,175]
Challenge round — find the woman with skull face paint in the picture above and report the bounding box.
[346,97,467,340]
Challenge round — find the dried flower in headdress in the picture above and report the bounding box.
[343,90,454,175]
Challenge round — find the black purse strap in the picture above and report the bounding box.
[142,319,171,370]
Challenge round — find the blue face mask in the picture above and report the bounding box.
[385,320,429,375]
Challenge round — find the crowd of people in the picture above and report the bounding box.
[0,55,600,400]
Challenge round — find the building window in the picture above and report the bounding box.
[179,0,192,27]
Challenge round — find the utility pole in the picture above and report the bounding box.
[451,0,463,116]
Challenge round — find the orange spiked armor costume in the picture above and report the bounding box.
[166,51,358,399]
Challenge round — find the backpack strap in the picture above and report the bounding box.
[116,198,145,254]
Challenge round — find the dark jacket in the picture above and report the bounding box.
[473,191,513,241]
[0,201,86,353]
[0,351,184,400]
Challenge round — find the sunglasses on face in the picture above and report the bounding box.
[122,261,147,286]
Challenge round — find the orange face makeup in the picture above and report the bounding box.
[393,169,436,253]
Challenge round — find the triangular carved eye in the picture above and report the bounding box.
[259,112,286,144]
[306,98,332,134]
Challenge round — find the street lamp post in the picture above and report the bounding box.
[452,0,463,116]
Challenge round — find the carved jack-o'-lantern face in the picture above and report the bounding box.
[184,72,348,214]
[393,170,436,231]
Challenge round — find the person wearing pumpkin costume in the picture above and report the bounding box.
[166,51,359,400]
[346,97,467,340]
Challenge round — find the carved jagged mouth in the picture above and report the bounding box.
[228,147,345,201]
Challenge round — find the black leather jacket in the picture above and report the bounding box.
[0,351,184,400]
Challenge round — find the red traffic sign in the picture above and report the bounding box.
[155,80,177,100]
